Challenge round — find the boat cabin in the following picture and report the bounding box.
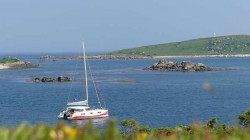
[67,106,90,112]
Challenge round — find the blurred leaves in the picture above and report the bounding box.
[238,108,250,127]
[2,114,250,140]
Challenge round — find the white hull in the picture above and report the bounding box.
[58,107,108,120]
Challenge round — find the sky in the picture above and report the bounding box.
[0,0,250,54]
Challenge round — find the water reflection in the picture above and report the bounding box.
[64,117,109,127]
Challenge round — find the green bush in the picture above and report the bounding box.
[238,109,250,127]
[206,117,218,129]
[139,126,151,134]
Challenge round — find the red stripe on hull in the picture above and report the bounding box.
[72,112,109,119]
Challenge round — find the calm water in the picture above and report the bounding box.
[1,54,250,128]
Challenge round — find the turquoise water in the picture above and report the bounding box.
[1,54,250,128]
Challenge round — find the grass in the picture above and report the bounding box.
[107,35,250,56]
[0,57,20,63]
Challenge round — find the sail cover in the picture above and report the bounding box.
[67,100,88,106]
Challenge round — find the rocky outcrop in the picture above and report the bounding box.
[8,62,39,69]
[41,77,57,82]
[57,76,73,82]
[143,59,232,72]
[33,77,40,83]
[32,76,73,83]
[0,61,39,70]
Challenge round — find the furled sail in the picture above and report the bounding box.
[67,100,88,106]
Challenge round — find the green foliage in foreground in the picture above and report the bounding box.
[238,108,250,127]
[0,110,250,140]
[0,57,20,63]
[0,117,249,140]
[107,35,250,56]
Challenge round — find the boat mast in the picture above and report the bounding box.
[82,41,88,107]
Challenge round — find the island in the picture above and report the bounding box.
[0,57,39,70]
[144,59,235,72]
[107,35,250,57]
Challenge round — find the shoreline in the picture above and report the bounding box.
[39,54,250,60]
[0,61,39,70]
[153,54,250,59]
[0,64,9,69]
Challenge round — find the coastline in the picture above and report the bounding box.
[39,54,250,60]
[0,61,39,70]
[153,54,250,59]
[0,64,9,69]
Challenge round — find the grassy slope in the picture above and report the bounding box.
[0,57,20,63]
[108,35,250,56]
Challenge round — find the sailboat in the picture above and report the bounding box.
[58,41,109,120]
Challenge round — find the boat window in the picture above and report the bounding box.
[98,112,101,113]
[74,109,84,112]
[86,108,91,111]
[81,113,85,115]
[90,112,93,114]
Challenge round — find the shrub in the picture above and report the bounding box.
[238,109,250,127]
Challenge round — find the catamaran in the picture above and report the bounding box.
[58,41,109,120]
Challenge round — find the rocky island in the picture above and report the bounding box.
[144,59,234,72]
[0,57,39,70]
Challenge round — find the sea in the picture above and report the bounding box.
[1,53,250,128]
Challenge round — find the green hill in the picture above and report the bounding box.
[0,57,20,63]
[108,35,250,56]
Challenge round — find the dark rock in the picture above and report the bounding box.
[33,77,40,82]
[58,76,72,82]
[41,77,57,82]
[33,76,73,83]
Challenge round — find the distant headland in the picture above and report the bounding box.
[107,35,250,57]
[39,35,250,60]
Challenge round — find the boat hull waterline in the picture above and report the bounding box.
[58,108,109,120]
